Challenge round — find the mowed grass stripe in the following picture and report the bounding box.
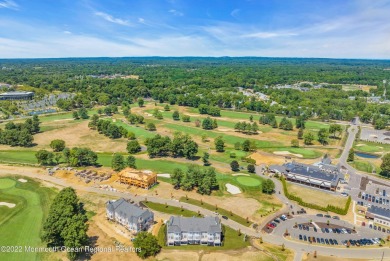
[0,178,57,261]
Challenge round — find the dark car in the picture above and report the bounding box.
[222,215,228,220]
[317,237,321,243]
[333,239,338,245]
[321,228,326,233]
[324,215,331,218]
[299,224,302,230]
[274,219,280,223]
[299,235,303,240]
[313,227,317,232]
[346,229,352,234]
[316,213,323,217]
[325,228,329,233]
[303,235,307,241]
[321,238,325,244]
[325,239,329,244]
[332,216,340,220]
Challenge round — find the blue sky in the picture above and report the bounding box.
[0,0,389,58]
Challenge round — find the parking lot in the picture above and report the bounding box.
[270,214,385,248]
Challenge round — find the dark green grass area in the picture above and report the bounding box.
[0,177,57,261]
[142,201,202,217]
[157,223,250,250]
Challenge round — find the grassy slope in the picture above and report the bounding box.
[142,201,201,217]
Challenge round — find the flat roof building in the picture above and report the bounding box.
[366,206,390,230]
[269,156,342,191]
[0,91,34,100]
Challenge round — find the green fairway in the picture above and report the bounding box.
[236,176,261,187]
[266,147,322,159]
[109,120,156,142]
[0,177,57,261]
[0,178,16,189]
[0,150,37,165]
[355,141,390,153]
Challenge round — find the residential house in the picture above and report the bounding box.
[166,216,222,246]
[106,198,154,233]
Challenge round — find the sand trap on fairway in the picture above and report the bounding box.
[273,151,303,158]
[0,202,16,208]
[157,174,171,178]
[217,128,231,132]
[355,144,364,147]
[18,179,28,183]
[226,183,241,194]
[144,113,153,116]
[232,173,249,176]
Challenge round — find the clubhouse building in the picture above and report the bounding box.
[366,206,390,230]
[166,216,222,246]
[269,156,342,191]
[0,91,34,100]
[106,198,154,233]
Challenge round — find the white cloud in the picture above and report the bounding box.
[95,12,132,26]
[242,32,298,39]
[0,0,18,10]
[63,31,72,34]
[230,9,240,18]
[169,9,184,16]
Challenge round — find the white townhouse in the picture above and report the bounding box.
[106,198,154,233]
[166,216,222,246]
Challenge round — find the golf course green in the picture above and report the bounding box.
[236,176,261,187]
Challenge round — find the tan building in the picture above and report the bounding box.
[118,168,157,189]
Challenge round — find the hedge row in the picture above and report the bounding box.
[281,176,351,215]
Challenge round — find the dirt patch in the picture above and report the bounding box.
[232,173,249,176]
[33,120,127,153]
[249,152,286,165]
[0,202,16,208]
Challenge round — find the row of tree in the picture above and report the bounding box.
[36,146,98,166]
[234,121,259,134]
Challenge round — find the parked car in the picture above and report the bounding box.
[303,235,307,241]
[316,213,323,217]
[222,215,228,220]
[324,215,331,218]
[274,219,280,223]
[332,216,340,220]
[299,234,303,240]
[341,192,349,197]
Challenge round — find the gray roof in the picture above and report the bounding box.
[269,165,287,173]
[0,91,34,96]
[106,198,153,223]
[368,206,390,221]
[167,216,222,234]
[285,162,340,184]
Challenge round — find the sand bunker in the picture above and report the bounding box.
[226,183,241,194]
[273,151,303,158]
[355,144,364,147]
[157,174,171,178]
[144,113,153,117]
[0,202,16,208]
[217,128,231,132]
[232,173,250,176]
[18,179,27,183]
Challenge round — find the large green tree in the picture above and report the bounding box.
[42,187,88,261]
